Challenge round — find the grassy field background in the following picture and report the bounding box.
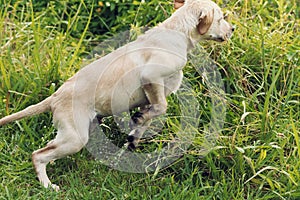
[0,0,299,199]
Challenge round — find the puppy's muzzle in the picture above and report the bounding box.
[211,25,235,42]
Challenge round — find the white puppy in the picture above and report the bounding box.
[0,0,233,191]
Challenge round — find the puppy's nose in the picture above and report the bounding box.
[231,25,236,32]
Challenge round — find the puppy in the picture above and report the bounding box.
[0,0,234,191]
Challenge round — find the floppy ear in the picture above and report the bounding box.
[197,8,214,35]
[174,0,185,9]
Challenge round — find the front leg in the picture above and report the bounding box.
[130,88,167,126]
[126,59,185,149]
[127,77,168,149]
[127,120,151,150]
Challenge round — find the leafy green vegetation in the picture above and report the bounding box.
[0,0,299,199]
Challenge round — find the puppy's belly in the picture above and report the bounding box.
[112,86,148,114]
[95,83,148,116]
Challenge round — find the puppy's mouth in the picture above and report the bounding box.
[212,37,226,42]
[209,33,232,42]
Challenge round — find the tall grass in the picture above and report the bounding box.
[0,0,299,199]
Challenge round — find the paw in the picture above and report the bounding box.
[127,142,136,151]
[126,142,144,151]
[50,184,60,192]
[127,135,135,142]
[130,112,144,128]
[127,135,136,151]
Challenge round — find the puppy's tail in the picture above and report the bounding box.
[0,96,52,126]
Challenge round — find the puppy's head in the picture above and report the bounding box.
[174,0,234,42]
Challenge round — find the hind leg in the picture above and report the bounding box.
[32,116,90,191]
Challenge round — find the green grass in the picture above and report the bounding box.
[0,0,299,199]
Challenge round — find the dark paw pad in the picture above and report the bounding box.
[131,112,144,124]
[127,143,136,151]
[127,135,135,142]
[96,115,103,124]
